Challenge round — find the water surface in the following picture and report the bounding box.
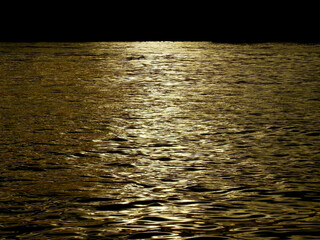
[0,42,320,239]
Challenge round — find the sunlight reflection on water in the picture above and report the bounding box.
[0,42,320,239]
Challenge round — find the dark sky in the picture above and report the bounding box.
[1,5,318,43]
[3,22,318,43]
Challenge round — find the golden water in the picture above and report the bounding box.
[0,42,319,239]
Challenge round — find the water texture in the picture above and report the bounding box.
[0,42,319,239]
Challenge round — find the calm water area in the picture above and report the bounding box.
[0,42,320,239]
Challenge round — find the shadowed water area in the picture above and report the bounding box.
[0,42,319,239]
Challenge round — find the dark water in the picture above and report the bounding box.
[0,42,320,239]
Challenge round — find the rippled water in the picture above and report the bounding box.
[0,42,320,239]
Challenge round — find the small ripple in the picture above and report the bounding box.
[306,132,320,136]
[106,149,128,155]
[139,216,170,222]
[73,152,93,158]
[152,156,173,161]
[128,231,171,239]
[106,163,135,168]
[75,197,118,203]
[95,199,167,211]
[186,185,214,193]
[109,137,129,142]
[150,142,175,147]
